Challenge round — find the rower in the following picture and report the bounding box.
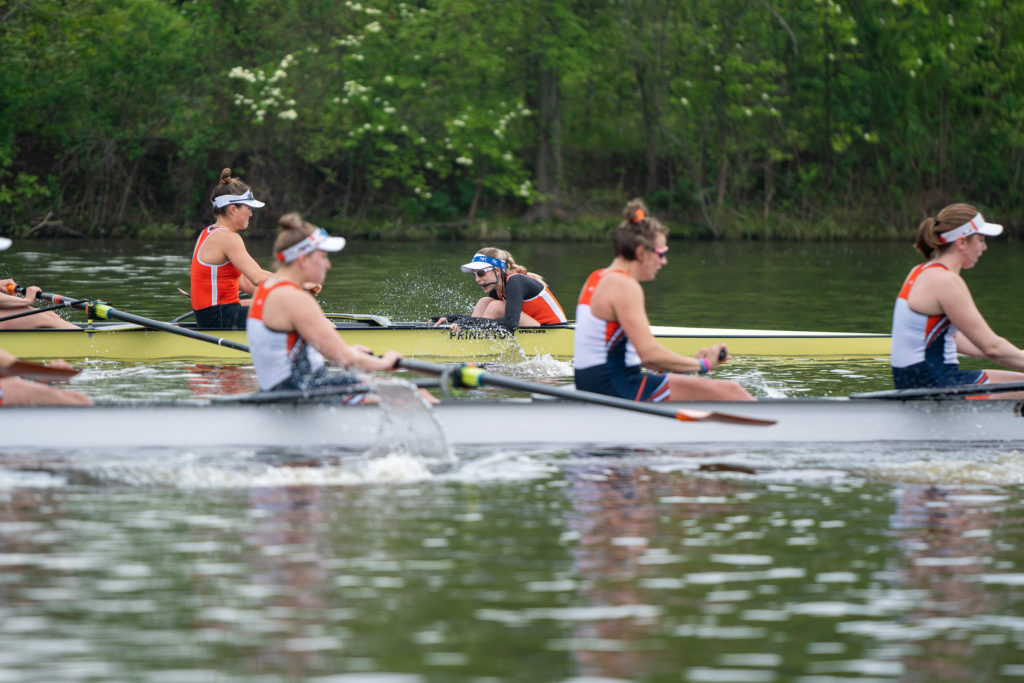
[0,237,91,405]
[0,347,92,406]
[431,247,567,335]
[190,168,275,329]
[891,202,1024,390]
[573,198,753,402]
[247,213,404,400]
[1,236,79,330]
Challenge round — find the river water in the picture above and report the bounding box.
[3,237,1024,681]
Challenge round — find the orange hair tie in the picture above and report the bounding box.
[631,209,645,223]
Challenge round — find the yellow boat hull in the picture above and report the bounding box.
[0,320,890,362]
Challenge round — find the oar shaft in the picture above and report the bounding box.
[397,358,774,425]
[0,299,85,324]
[9,285,251,353]
[852,380,1024,400]
[89,304,251,352]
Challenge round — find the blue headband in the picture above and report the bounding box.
[461,254,506,271]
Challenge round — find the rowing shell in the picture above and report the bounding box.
[0,316,890,362]
[1,396,1020,451]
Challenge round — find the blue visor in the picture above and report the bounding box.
[460,254,506,272]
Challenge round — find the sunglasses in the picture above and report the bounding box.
[650,246,669,259]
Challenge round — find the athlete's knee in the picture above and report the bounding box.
[482,299,505,318]
[719,380,755,401]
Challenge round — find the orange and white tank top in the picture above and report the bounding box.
[190,225,241,310]
[891,262,959,368]
[502,273,568,325]
[246,280,327,391]
[573,268,641,370]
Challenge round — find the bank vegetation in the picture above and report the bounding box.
[3,0,1023,240]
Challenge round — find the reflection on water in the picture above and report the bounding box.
[2,446,1024,680]
[6,241,1024,679]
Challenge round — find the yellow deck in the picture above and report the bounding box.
[0,321,891,362]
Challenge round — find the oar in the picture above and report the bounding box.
[5,285,251,353]
[0,360,80,382]
[397,359,775,426]
[851,380,1024,400]
[0,297,88,325]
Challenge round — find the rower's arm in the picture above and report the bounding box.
[287,291,399,372]
[0,280,37,308]
[221,233,274,287]
[612,278,719,374]
[0,291,28,309]
[238,273,257,296]
[941,276,1024,369]
[438,278,533,333]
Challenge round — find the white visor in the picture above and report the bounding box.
[938,212,1003,243]
[0,237,10,251]
[212,189,266,209]
[276,228,346,263]
[460,254,506,273]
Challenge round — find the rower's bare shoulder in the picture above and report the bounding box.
[599,269,640,290]
[912,263,961,291]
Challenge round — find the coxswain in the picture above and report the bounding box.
[431,247,567,334]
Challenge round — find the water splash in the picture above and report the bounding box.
[364,378,455,469]
[44,449,435,488]
[865,450,1024,485]
[724,366,789,398]
[489,354,573,378]
[369,266,479,320]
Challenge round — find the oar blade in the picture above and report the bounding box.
[675,408,776,426]
[1,360,81,381]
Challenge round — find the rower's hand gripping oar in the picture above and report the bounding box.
[0,283,88,324]
[397,359,775,426]
[6,285,251,353]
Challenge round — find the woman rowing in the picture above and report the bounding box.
[891,202,1024,389]
[247,213,402,400]
[431,247,567,334]
[1,237,78,330]
[0,279,79,330]
[574,199,752,401]
[0,237,91,405]
[190,168,275,329]
[0,347,92,406]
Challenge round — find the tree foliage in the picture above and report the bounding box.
[2,0,1023,237]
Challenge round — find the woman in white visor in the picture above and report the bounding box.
[891,202,1024,389]
[431,246,566,334]
[247,213,402,399]
[189,168,275,329]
